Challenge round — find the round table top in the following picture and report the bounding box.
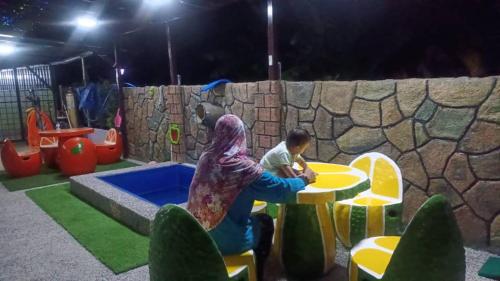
[39,127,94,138]
[295,162,369,204]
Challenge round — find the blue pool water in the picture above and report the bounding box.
[98,164,195,207]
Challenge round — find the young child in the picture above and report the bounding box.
[260,128,313,178]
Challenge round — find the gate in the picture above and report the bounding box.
[0,65,56,141]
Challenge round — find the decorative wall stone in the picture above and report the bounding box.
[332,153,357,165]
[418,139,456,177]
[313,107,333,139]
[396,79,427,117]
[372,142,401,161]
[426,107,475,139]
[427,179,463,207]
[285,106,298,133]
[381,96,403,126]
[458,121,500,153]
[286,82,314,109]
[311,82,321,109]
[350,99,381,127]
[320,81,356,114]
[414,122,430,147]
[444,153,476,193]
[454,205,488,247]
[463,181,500,220]
[414,98,437,122]
[384,119,414,152]
[317,140,340,162]
[397,151,428,189]
[403,185,428,224]
[469,150,500,180]
[302,137,317,160]
[336,127,386,154]
[333,116,354,138]
[477,83,500,123]
[299,108,315,122]
[356,80,395,101]
[428,77,494,107]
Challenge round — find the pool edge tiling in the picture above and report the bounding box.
[70,162,196,235]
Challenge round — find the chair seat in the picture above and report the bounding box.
[251,200,267,214]
[226,265,249,280]
[350,236,400,279]
[334,193,403,248]
[344,192,401,207]
[224,250,256,281]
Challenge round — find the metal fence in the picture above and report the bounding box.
[0,65,56,141]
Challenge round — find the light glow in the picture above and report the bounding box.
[145,0,173,6]
[0,34,15,38]
[76,16,98,29]
[120,68,125,75]
[267,4,273,18]
[0,44,15,56]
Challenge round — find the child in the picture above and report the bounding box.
[260,128,313,178]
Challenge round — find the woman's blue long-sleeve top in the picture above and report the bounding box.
[208,171,306,255]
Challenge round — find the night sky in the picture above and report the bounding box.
[1,0,500,86]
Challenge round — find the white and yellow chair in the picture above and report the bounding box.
[149,204,256,281]
[349,195,465,281]
[334,152,403,248]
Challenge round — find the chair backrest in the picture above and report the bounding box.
[382,195,465,281]
[104,128,117,145]
[350,152,402,200]
[40,137,58,148]
[149,204,229,281]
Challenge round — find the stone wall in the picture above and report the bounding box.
[281,77,499,250]
[123,86,171,162]
[123,76,499,251]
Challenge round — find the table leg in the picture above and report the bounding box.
[277,203,336,279]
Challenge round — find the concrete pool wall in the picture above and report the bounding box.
[122,77,500,252]
[70,162,195,235]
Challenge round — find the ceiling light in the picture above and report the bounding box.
[76,16,98,29]
[0,44,15,56]
[145,0,173,6]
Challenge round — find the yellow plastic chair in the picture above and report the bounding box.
[149,204,257,281]
[334,152,403,248]
[349,195,465,281]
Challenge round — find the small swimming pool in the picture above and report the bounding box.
[98,164,195,207]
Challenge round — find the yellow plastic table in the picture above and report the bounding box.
[275,162,370,279]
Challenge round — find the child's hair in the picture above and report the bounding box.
[286,128,311,148]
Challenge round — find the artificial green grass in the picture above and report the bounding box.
[0,160,138,191]
[26,183,149,273]
[478,257,500,279]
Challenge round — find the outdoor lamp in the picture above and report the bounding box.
[0,43,15,56]
[76,16,98,29]
[145,0,173,6]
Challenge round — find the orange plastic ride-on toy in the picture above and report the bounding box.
[1,139,42,178]
[59,137,97,176]
[95,128,123,164]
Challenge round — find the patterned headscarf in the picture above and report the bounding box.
[187,114,263,230]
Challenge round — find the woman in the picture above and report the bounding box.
[187,114,315,280]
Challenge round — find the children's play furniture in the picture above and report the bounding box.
[149,204,256,281]
[1,139,42,178]
[334,152,403,248]
[59,137,97,176]
[95,128,123,164]
[349,195,465,281]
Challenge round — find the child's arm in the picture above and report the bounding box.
[278,165,299,178]
[297,156,308,171]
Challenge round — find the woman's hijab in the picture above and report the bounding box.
[187,114,263,230]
